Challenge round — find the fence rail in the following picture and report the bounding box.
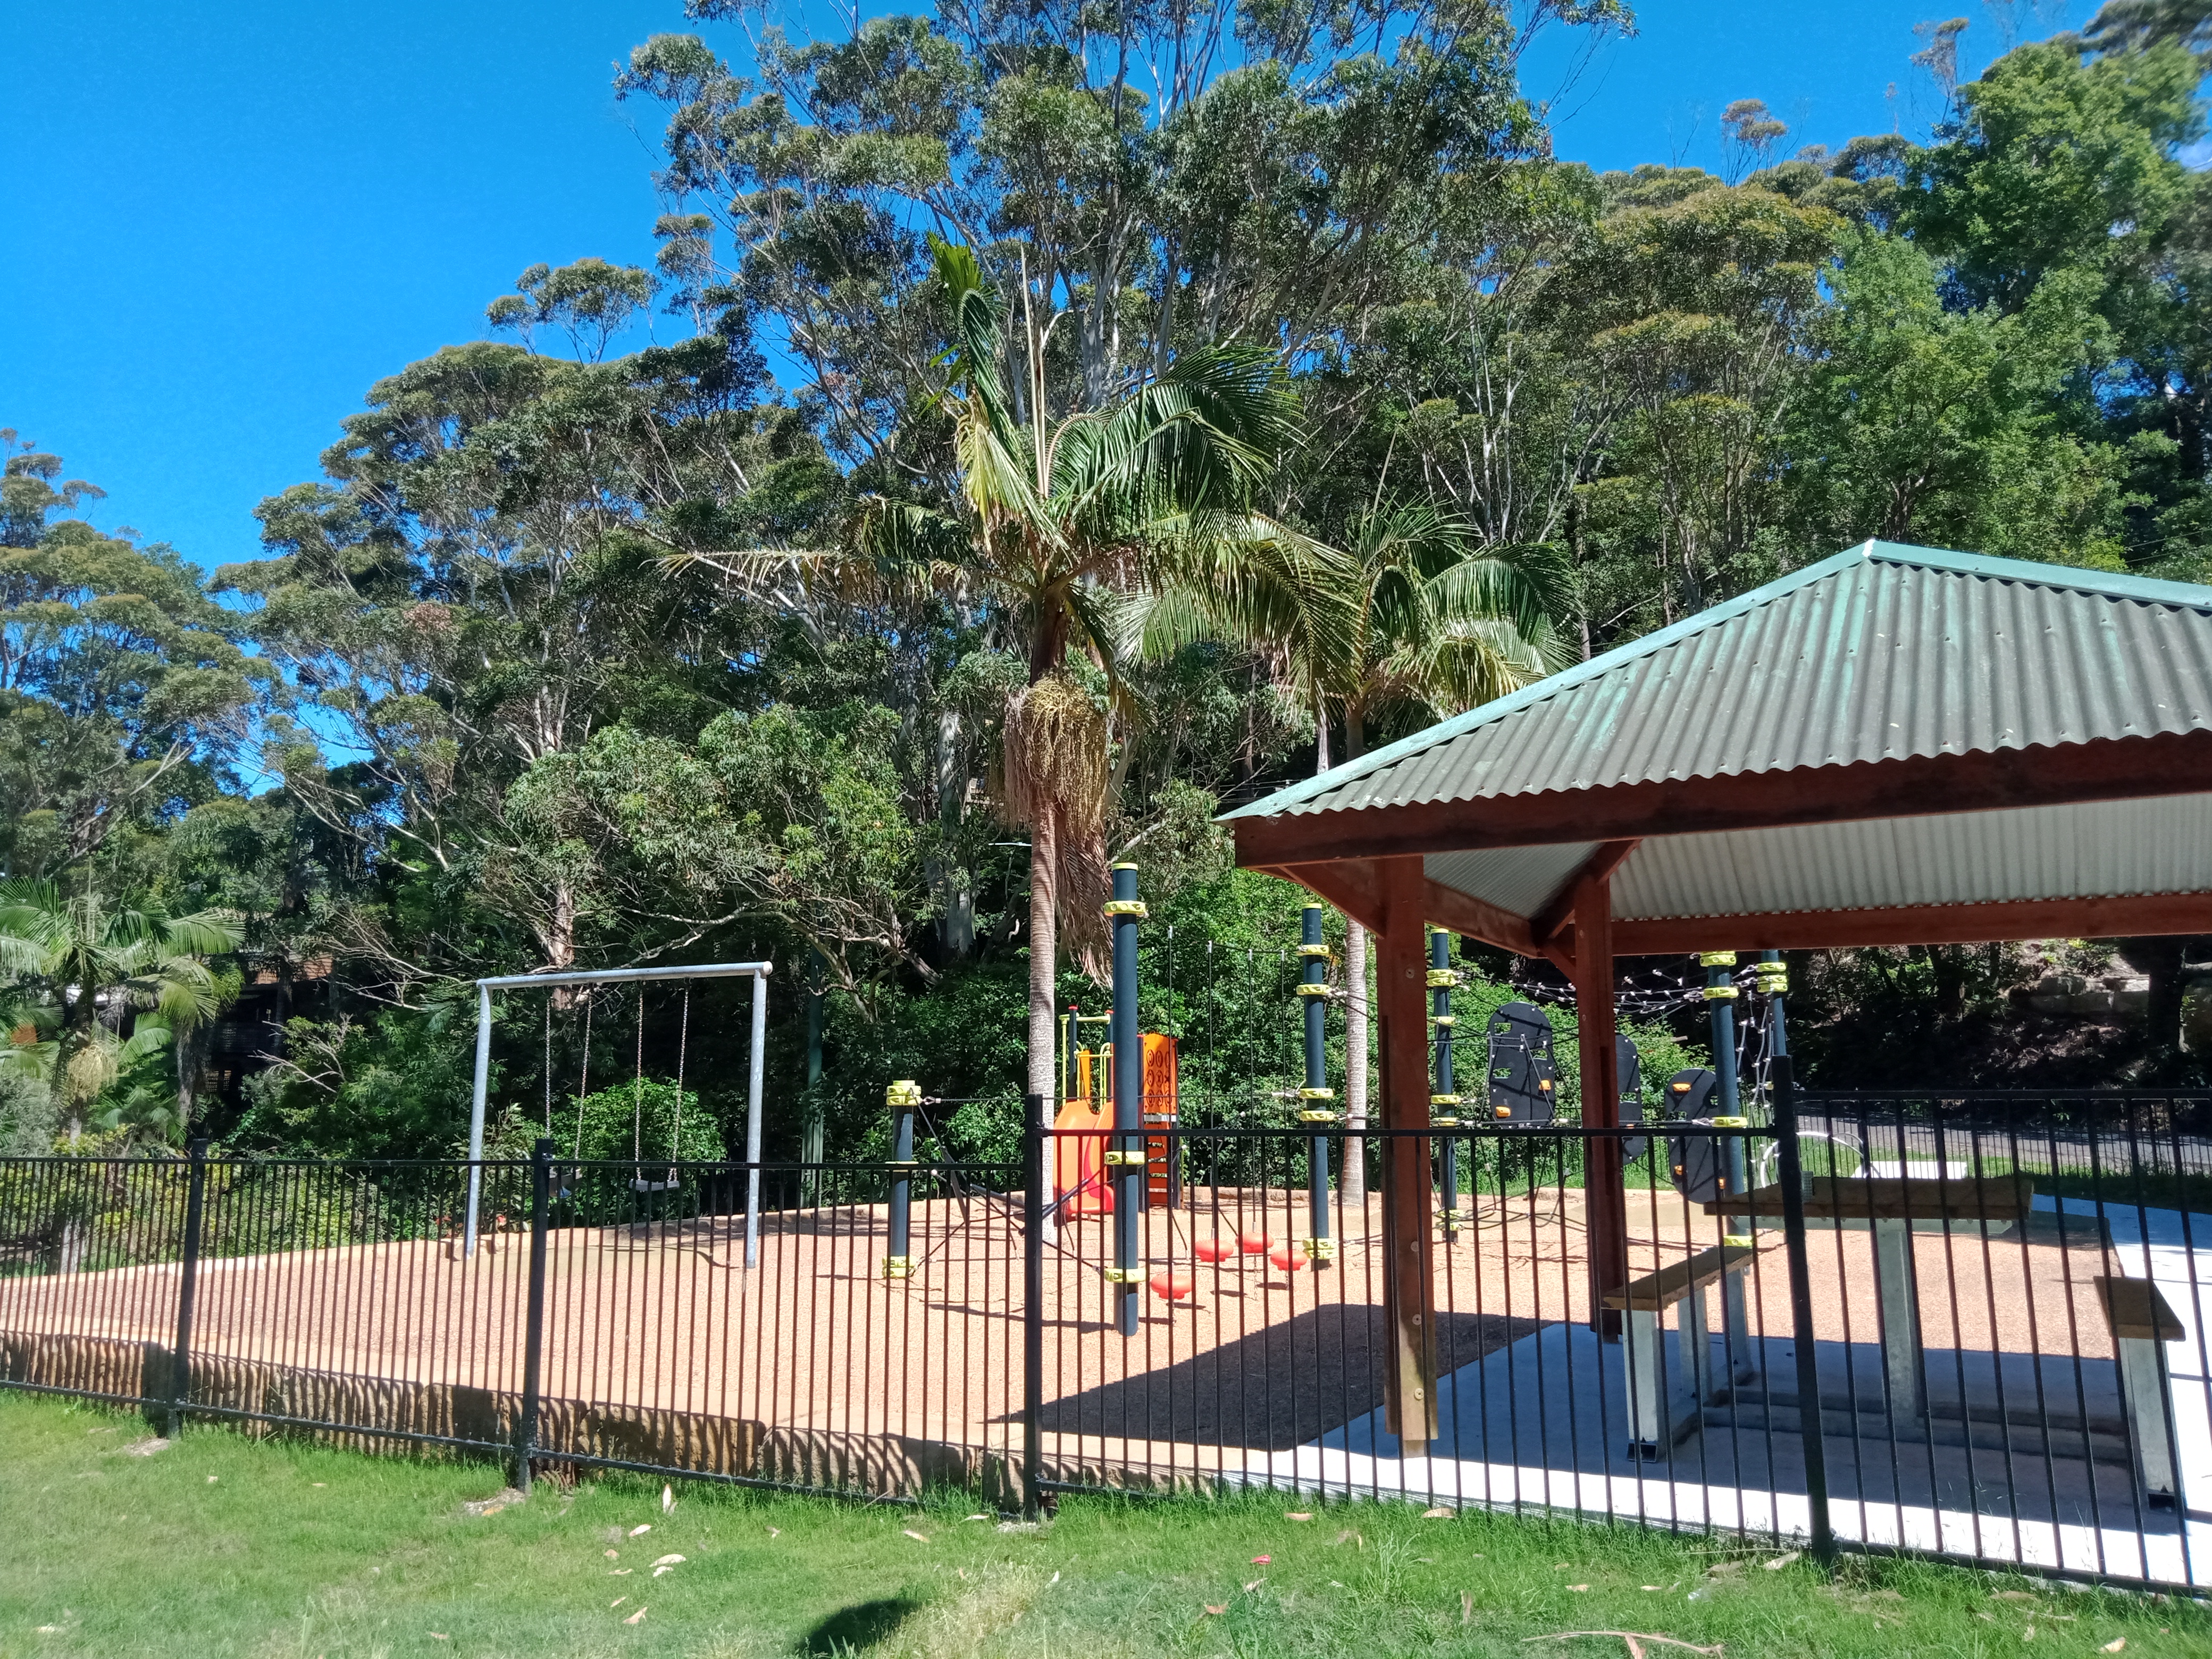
[1,1082,2206,1588]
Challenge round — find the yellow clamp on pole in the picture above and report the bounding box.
[882,1255,912,1280]
[1298,1111,1340,1124]
[1431,1013,1456,1027]
[1101,1150,1149,1167]
[1755,966,1789,993]
[887,1079,923,1108]
[1298,1086,1339,1122]
[1430,1093,1462,1107]
[1703,984,1739,1001]
[1698,951,1738,968]
[1426,969,1460,988]
[1296,942,1331,959]
[1102,898,1148,918]
[1708,1116,1749,1128]
[1101,1266,1145,1285]
[1722,1235,1755,1249]
[1294,983,1332,998]
[1430,1116,1461,1128]
[1302,1237,1336,1263]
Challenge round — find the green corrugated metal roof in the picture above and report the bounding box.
[1225,541,2212,824]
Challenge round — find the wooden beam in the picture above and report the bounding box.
[1252,860,1389,935]
[1569,868,1627,1336]
[1376,855,1438,1455]
[1611,889,2212,954]
[1419,880,1553,965]
[1260,860,1560,965]
[1229,731,2212,866]
[1532,840,1641,944]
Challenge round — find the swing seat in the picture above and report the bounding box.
[630,1174,680,1193]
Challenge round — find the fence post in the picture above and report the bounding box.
[1023,1092,1045,1521]
[168,1137,208,1438]
[515,1137,553,1496]
[1770,1055,1834,1565]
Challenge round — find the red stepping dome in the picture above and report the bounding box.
[1193,1237,1234,1263]
[1268,1244,1306,1273]
[1149,1270,1196,1301]
[1237,1232,1273,1255]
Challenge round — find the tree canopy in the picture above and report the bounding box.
[11,1,2212,1159]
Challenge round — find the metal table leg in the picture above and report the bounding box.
[1871,1217,1924,1421]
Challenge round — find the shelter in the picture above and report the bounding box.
[1221,540,2212,1454]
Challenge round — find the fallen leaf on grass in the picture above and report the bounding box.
[604,1549,618,1560]
[625,1607,648,1626]
[766,1527,781,1538]
[311,1482,324,1488]
[661,1484,674,1513]
[629,1524,651,1537]
[1048,1573,1060,1588]
[1568,1586,1591,1593]
[2023,1626,2035,1641]
[1522,1633,1724,1659]
[609,1569,631,1577]
[429,1636,449,1642]
[1762,1552,1799,1571]
[1251,1555,1271,1565]
[1287,1512,1313,1521]
[1204,1605,1228,1616]
[903,1529,931,1543]
[653,1566,677,1578]
[1703,1561,1742,1577]
[2101,1641,2125,1653]
[651,1555,684,1568]
[1244,1579,1264,1593]
[1335,1529,1363,1547]
[1994,1591,2039,1603]
[1422,1507,1454,1519]
[610,1598,626,1610]
[122,1438,169,1457]
[965,1513,989,1522]
[1641,1588,1662,1594]
[1462,1591,1474,1626]
[206,1476,217,1484]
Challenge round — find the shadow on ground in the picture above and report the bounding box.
[801,1595,925,1654]
[1029,1304,1542,1448]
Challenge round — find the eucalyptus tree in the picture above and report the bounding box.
[0,438,258,877]
[221,300,796,984]
[613,1,1626,482]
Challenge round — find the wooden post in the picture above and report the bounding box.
[1377,856,1438,1453]
[1571,869,1628,1335]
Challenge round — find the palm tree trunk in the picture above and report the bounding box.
[1027,805,1060,1107]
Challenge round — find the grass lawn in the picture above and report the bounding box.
[0,1393,2203,1658]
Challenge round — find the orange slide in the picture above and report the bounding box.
[1054,1035,1178,1214]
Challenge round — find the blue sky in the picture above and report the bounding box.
[3,1,2096,575]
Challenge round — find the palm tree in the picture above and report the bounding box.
[688,238,1347,1104]
[0,881,241,1143]
[1297,504,1566,1204]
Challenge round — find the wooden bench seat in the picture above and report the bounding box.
[1602,1243,1758,1312]
[2093,1274,2185,1509]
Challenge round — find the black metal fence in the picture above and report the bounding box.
[0,1082,2205,1589]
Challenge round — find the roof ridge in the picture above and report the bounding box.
[1222,540,1883,821]
[1862,540,2212,609]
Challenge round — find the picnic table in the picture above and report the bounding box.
[1703,1176,2036,1421]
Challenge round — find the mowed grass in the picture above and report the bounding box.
[0,1394,2203,1659]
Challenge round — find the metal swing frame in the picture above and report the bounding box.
[465,960,773,1262]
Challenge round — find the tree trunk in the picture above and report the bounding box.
[934,709,975,960]
[1340,710,1369,1212]
[174,1017,213,1136]
[1027,805,1061,1106]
